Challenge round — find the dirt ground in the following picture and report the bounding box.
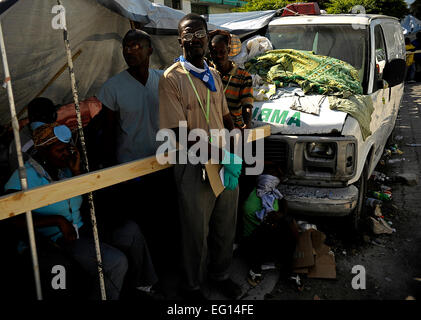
[259,83,421,301]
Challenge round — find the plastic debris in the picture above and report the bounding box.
[380,185,392,192]
[394,135,403,141]
[371,191,392,201]
[387,158,405,164]
[406,143,421,147]
[371,171,389,182]
[374,205,383,217]
[370,217,396,234]
[297,221,317,231]
[366,197,383,208]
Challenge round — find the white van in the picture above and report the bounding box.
[251,14,406,231]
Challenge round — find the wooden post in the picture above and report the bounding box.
[57,0,106,300]
[0,20,43,300]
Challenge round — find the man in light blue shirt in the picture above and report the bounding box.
[95,29,174,278]
[97,29,164,165]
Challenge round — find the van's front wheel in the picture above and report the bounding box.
[347,162,369,234]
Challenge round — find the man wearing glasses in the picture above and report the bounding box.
[159,13,242,300]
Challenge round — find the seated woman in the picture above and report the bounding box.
[208,31,254,129]
[4,123,159,300]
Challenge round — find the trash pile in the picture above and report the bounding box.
[366,194,396,235]
[382,143,405,165]
[365,139,407,235]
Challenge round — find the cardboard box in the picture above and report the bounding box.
[205,163,225,197]
[293,229,315,269]
[292,229,336,279]
[307,251,336,279]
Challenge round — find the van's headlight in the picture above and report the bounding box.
[292,138,357,182]
[306,142,335,159]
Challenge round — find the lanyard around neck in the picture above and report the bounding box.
[181,63,210,125]
[224,74,233,94]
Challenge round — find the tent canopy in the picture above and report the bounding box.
[0,0,271,126]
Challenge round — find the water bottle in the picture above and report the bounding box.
[366,197,383,208]
[372,191,392,201]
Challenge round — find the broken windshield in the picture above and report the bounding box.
[266,24,369,92]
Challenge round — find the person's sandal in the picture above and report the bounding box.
[247,269,263,287]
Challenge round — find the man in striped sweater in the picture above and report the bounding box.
[209,32,254,129]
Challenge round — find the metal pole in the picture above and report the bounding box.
[57,0,106,300]
[0,20,43,300]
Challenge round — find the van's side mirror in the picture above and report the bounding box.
[382,59,406,87]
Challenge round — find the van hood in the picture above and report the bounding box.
[251,95,348,135]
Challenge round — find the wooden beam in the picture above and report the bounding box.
[0,156,172,220]
[0,125,270,220]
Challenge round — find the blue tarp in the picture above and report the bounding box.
[401,14,421,36]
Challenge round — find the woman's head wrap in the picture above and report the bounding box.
[33,122,71,148]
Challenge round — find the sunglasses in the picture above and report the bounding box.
[181,29,207,42]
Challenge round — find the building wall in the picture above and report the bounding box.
[182,0,191,14]
[153,0,191,14]
[209,6,231,14]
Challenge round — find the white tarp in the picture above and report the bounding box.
[401,14,421,36]
[99,0,223,30]
[207,10,277,36]
[0,0,130,125]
